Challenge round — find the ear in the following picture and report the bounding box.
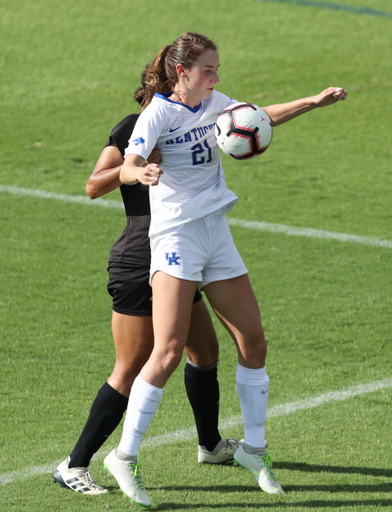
[176,63,187,80]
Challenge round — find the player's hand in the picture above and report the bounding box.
[145,146,162,166]
[136,163,163,186]
[314,87,348,107]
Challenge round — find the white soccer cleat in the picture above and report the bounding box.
[104,449,152,508]
[53,457,107,495]
[234,444,284,494]
[198,437,242,463]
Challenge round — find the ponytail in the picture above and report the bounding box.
[137,45,172,108]
[134,33,217,109]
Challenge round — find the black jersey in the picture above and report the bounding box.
[106,114,151,265]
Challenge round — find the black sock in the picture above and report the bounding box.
[184,362,221,452]
[68,382,128,468]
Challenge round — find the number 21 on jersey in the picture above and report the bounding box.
[191,140,212,165]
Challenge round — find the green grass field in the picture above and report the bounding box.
[1,0,391,510]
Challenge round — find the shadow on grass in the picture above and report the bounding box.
[152,500,392,510]
[105,461,392,510]
[149,482,392,494]
[274,461,392,478]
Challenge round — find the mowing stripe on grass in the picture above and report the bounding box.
[1,376,391,485]
[258,0,392,18]
[1,185,391,249]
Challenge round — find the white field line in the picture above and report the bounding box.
[228,218,392,249]
[1,376,391,485]
[0,185,124,210]
[1,185,392,249]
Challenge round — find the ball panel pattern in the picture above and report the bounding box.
[215,103,273,160]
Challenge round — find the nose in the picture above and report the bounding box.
[212,71,220,84]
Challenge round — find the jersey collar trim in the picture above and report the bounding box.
[155,92,201,113]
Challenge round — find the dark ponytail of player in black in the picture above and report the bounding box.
[133,66,149,108]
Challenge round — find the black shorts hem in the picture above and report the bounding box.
[112,306,152,317]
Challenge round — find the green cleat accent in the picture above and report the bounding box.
[234,445,284,494]
[104,449,152,507]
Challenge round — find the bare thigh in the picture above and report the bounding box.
[203,274,266,368]
[107,311,154,397]
[108,294,218,394]
[141,271,198,387]
[186,298,219,367]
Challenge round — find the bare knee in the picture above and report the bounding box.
[159,349,184,376]
[108,362,143,397]
[185,336,219,367]
[238,327,267,368]
[109,312,154,396]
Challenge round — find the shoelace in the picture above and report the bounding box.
[81,469,101,489]
[257,454,277,481]
[225,437,241,451]
[126,462,146,490]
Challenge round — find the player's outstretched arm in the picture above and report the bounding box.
[263,87,348,127]
[120,153,163,187]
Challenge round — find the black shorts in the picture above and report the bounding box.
[107,262,202,317]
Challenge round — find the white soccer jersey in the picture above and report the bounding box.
[125,90,238,236]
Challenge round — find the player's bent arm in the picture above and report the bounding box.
[86,143,123,199]
[263,87,348,127]
[120,153,163,187]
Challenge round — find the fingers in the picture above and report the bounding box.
[333,87,348,101]
[317,87,348,107]
[139,163,163,186]
[315,87,348,107]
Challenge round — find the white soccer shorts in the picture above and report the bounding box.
[150,213,248,289]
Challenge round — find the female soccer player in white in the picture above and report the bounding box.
[103,32,348,507]
[53,97,241,495]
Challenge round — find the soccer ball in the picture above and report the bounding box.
[214,103,273,160]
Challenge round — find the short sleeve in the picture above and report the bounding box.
[124,100,168,161]
[104,114,140,158]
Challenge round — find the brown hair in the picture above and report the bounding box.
[134,66,149,107]
[135,32,217,109]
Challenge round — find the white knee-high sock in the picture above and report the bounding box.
[118,374,164,456]
[236,363,269,449]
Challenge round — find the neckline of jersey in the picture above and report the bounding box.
[155,92,202,113]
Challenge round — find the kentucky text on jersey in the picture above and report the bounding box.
[124,90,239,236]
[165,124,216,145]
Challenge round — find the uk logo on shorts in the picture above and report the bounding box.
[166,252,181,265]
